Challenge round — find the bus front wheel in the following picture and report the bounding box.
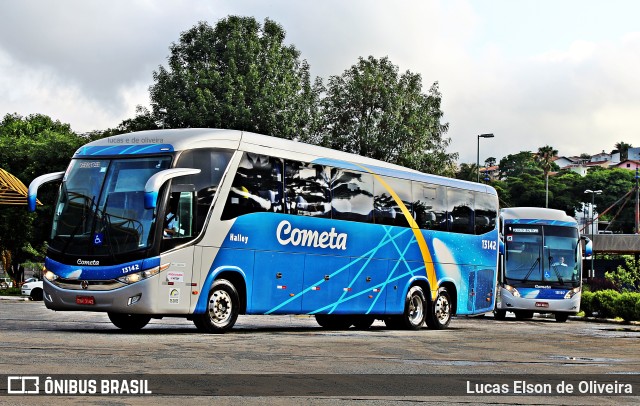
[194,279,239,333]
[425,287,452,330]
[108,313,151,331]
[555,313,569,322]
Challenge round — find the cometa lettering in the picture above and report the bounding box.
[276,220,347,250]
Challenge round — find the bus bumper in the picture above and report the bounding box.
[43,277,159,314]
[495,286,581,314]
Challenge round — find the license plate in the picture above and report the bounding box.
[535,302,549,308]
[76,295,95,305]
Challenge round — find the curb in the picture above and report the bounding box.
[0,295,30,301]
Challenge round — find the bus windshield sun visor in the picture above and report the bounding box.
[144,168,201,209]
[27,171,65,212]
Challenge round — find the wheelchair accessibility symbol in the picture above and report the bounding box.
[93,233,104,246]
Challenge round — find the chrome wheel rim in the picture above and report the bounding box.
[434,294,450,324]
[208,290,232,326]
[408,294,424,325]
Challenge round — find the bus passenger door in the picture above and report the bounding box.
[157,246,195,314]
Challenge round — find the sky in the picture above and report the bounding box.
[1,0,639,164]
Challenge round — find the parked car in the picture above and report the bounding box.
[0,277,14,289]
[21,280,43,301]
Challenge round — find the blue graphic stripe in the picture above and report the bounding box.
[310,263,425,314]
[506,218,577,227]
[367,228,417,314]
[74,144,174,157]
[265,229,416,314]
[265,227,413,314]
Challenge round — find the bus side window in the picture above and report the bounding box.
[412,183,447,231]
[175,148,233,233]
[448,188,474,234]
[374,176,412,227]
[474,192,498,235]
[221,153,283,220]
[284,161,330,218]
[330,168,373,223]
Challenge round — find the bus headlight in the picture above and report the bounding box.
[44,269,58,281]
[117,264,168,285]
[564,287,581,299]
[504,284,521,298]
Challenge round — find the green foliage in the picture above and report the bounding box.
[455,163,478,181]
[617,292,640,322]
[499,151,539,179]
[0,113,86,279]
[605,256,640,292]
[582,289,640,321]
[315,56,456,176]
[580,290,594,316]
[149,17,322,140]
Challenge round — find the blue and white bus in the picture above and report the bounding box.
[495,207,592,322]
[29,129,499,332]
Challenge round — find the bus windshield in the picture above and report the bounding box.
[50,156,172,257]
[504,225,580,287]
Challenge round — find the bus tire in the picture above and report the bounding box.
[401,285,427,330]
[493,309,507,320]
[315,314,352,329]
[194,279,239,333]
[108,313,151,331]
[425,287,452,330]
[555,313,569,322]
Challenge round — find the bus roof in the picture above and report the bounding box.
[75,128,496,195]
[501,207,577,224]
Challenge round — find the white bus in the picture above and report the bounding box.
[29,129,499,332]
[495,207,592,322]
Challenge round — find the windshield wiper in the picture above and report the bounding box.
[523,257,540,282]
[549,258,565,286]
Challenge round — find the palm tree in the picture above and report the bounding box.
[614,141,633,161]
[455,163,478,181]
[536,145,558,208]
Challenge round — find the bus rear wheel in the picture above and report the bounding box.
[389,285,427,330]
[108,313,151,331]
[193,279,239,333]
[425,287,452,330]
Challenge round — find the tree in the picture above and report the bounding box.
[536,145,558,208]
[149,17,322,140]
[499,151,540,179]
[484,157,496,167]
[614,141,633,161]
[0,113,86,281]
[455,163,478,181]
[316,56,457,176]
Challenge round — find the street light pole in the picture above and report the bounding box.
[476,133,495,182]
[584,189,602,278]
